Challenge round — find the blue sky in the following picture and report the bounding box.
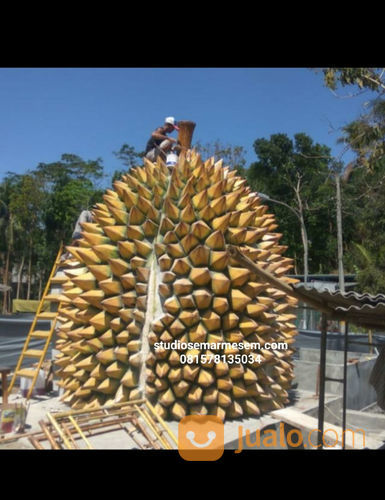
[0,68,373,186]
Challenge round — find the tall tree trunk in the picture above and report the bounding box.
[27,247,32,300]
[294,177,309,330]
[294,179,309,284]
[335,173,345,293]
[293,251,298,275]
[2,247,11,314]
[16,255,25,299]
[38,274,42,301]
[299,210,309,283]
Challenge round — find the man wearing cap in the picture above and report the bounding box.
[145,116,180,162]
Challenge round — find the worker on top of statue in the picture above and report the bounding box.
[145,116,180,162]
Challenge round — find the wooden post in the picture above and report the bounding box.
[227,245,333,315]
[369,329,373,354]
[177,121,196,150]
[28,436,44,449]
[335,173,345,293]
[0,368,11,405]
[39,420,61,450]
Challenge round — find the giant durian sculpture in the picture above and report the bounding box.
[55,121,298,421]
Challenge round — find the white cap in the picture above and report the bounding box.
[165,116,179,130]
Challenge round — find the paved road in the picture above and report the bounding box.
[0,314,51,367]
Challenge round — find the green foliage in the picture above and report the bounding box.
[337,98,385,172]
[113,144,144,169]
[342,158,385,293]
[321,68,385,93]
[319,68,385,172]
[195,140,247,176]
[0,153,105,307]
[45,178,102,243]
[36,153,104,186]
[246,132,336,274]
[112,143,145,184]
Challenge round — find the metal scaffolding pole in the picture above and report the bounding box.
[317,313,328,449]
[342,321,349,449]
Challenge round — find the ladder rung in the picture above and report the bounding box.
[24,349,45,358]
[325,377,344,383]
[17,368,37,379]
[8,244,64,399]
[37,312,57,319]
[31,330,51,339]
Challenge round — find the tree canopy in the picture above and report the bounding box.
[247,132,336,275]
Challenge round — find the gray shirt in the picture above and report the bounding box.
[72,210,93,239]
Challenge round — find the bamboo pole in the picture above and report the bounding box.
[100,408,146,450]
[46,412,73,449]
[145,400,178,447]
[68,416,93,449]
[39,420,61,450]
[131,414,161,450]
[134,404,168,448]
[125,424,147,450]
[136,405,171,449]
[62,420,79,449]
[62,407,137,427]
[28,436,44,449]
[56,416,135,436]
[52,399,145,419]
[227,245,334,316]
[19,415,137,448]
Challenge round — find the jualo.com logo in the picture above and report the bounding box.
[178,416,366,460]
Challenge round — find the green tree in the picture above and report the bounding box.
[195,140,247,177]
[36,153,104,186]
[112,144,145,181]
[320,68,385,95]
[0,174,24,312]
[0,154,105,307]
[247,133,336,278]
[45,178,101,244]
[342,157,385,293]
[336,98,385,173]
[318,68,385,173]
[9,173,47,300]
[37,154,104,253]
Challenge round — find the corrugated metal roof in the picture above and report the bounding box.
[293,284,385,330]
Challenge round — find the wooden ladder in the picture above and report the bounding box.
[8,243,67,399]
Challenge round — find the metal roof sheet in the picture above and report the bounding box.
[293,284,385,330]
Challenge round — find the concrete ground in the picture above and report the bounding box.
[1,389,341,451]
[0,392,160,450]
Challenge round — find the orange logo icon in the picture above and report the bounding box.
[178,415,224,461]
